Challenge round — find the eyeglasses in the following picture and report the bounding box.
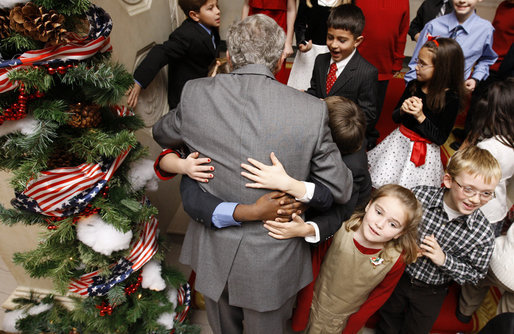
[414,58,434,69]
[453,179,495,200]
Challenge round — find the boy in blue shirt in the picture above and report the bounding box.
[127,0,220,109]
[404,0,497,93]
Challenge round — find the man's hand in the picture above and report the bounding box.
[263,213,315,240]
[420,234,446,266]
[127,83,142,109]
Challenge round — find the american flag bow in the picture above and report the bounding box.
[174,283,192,323]
[68,215,159,296]
[11,147,131,217]
[0,4,113,93]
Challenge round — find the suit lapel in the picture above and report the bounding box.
[319,53,331,97]
[329,51,360,95]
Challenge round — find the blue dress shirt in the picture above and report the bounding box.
[405,12,497,83]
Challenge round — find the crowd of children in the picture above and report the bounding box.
[130,0,513,333]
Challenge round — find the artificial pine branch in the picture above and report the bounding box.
[7,67,53,93]
[65,128,137,162]
[10,156,49,192]
[31,99,70,124]
[107,284,127,307]
[62,62,134,106]
[0,32,43,55]
[0,204,47,226]
[32,0,92,16]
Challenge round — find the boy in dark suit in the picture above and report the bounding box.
[127,0,220,110]
[306,4,379,149]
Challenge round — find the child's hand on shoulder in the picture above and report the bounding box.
[420,234,446,266]
[180,152,214,183]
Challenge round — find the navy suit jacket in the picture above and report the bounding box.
[306,51,378,144]
[305,144,372,242]
[133,18,219,109]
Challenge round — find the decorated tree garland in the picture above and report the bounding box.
[0,1,197,333]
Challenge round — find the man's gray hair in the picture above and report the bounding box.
[227,14,285,72]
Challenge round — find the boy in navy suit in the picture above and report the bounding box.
[306,4,378,149]
[127,0,220,110]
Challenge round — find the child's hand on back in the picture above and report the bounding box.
[241,152,293,192]
[263,213,316,240]
[465,78,477,93]
[420,234,446,266]
[181,152,214,183]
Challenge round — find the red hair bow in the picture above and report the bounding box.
[427,35,440,47]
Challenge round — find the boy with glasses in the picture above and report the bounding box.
[376,145,501,333]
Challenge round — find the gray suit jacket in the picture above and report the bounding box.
[152,64,352,312]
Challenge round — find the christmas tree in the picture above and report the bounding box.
[0,1,197,332]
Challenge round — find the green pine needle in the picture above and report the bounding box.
[0,32,43,53]
[32,0,92,16]
[7,67,54,94]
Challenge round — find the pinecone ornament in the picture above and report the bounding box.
[9,2,67,45]
[68,103,102,128]
[0,8,10,39]
[47,146,81,169]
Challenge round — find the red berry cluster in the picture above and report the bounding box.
[95,301,114,316]
[124,274,143,295]
[0,83,44,125]
[39,63,77,75]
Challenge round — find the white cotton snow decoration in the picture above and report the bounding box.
[141,260,166,291]
[156,288,179,330]
[0,116,39,137]
[0,0,30,8]
[127,159,159,192]
[3,309,24,333]
[2,303,52,332]
[76,214,133,256]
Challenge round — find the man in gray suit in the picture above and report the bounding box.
[153,14,352,333]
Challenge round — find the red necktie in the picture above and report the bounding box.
[326,62,338,95]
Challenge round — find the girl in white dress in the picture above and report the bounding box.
[368,37,465,189]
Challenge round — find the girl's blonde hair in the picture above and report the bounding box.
[345,184,422,264]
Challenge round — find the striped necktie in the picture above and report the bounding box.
[326,62,338,95]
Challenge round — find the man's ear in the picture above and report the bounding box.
[226,50,233,70]
[189,10,200,22]
[354,35,364,48]
[273,52,286,75]
[443,173,452,189]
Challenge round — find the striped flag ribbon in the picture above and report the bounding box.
[174,283,192,323]
[0,4,112,93]
[11,147,131,217]
[68,215,159,296]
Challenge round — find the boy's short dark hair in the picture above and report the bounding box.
[325,96,366,155]
[178,0,208,17]
[327,4,365,38]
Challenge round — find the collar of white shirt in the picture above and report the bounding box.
[329,48,356,77]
